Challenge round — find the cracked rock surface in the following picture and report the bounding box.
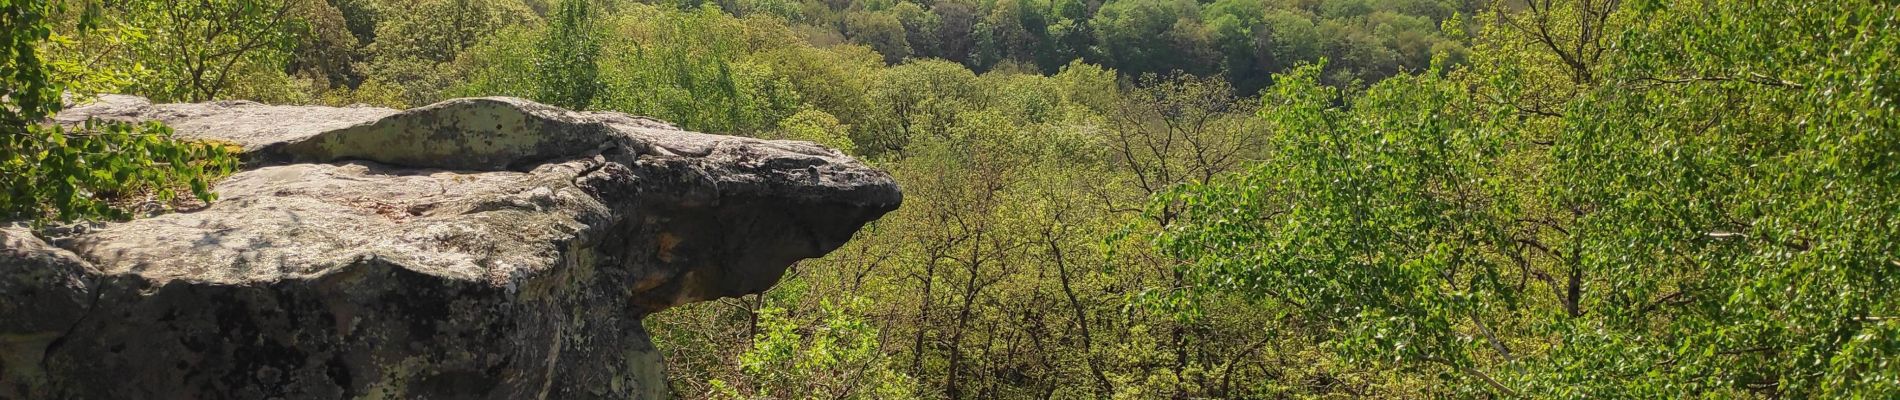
[1,95,901,399]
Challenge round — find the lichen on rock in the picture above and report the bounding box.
[1,95,901,399]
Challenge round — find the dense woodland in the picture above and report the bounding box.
[4,0,1897,397]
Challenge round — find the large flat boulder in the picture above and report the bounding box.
[2,96,900,399]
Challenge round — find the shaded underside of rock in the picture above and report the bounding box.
[2,95,900,399]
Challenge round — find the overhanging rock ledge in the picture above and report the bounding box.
[0,95,901,399]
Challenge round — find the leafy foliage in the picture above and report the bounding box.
[115,0,300,102]
[1159,0,1900,397]
[3,121,236,222]
[532,0,600,110]
[367,0,539,106]
[3,0,236,224]
[709,297,918,399]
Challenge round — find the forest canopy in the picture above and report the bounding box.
[9,0,1898,398]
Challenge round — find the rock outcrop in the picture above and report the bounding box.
[0,95,901,399]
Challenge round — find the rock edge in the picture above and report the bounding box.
[2,95,900,399]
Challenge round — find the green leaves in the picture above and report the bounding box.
[115,0,299,102]
[1160,0,1900,397]
[2,0,237,224]
[2,117,238,224]
[713,297,919,399]
[533,0,601,110]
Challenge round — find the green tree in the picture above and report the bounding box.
[1158,0,1900,396]
[859,59,981,155]
[929,0,978,63]
[284,0,368,91]
[446,25,540,102]
[843,10,909,64]
[708,297,918,399]
[1203,0,1266,90]
[585,5,800,133]
[534,0,600,109]
[3,0,235,223]
[1090,0,1213,77]
[970,0,1044,71]
[750,44,881,137]
[367,0,536,105]
[767,108,855,154]
[888,2,938,59]
[116,0,299,101]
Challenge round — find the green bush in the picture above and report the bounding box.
[3,0,237,224]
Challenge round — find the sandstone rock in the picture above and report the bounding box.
[2,96,900,399]
[53,94,402,154]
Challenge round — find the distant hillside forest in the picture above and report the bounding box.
[6,0,1897,398]
[47,0,1467,105]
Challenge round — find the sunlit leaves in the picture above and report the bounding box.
[2,120,237,223]
[532,0,600,110]
[711,297,918,399]
[3,0,237,224]
[1161,0,1900,397]
[115,0,299,101]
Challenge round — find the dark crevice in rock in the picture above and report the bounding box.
[36,269,107,378]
